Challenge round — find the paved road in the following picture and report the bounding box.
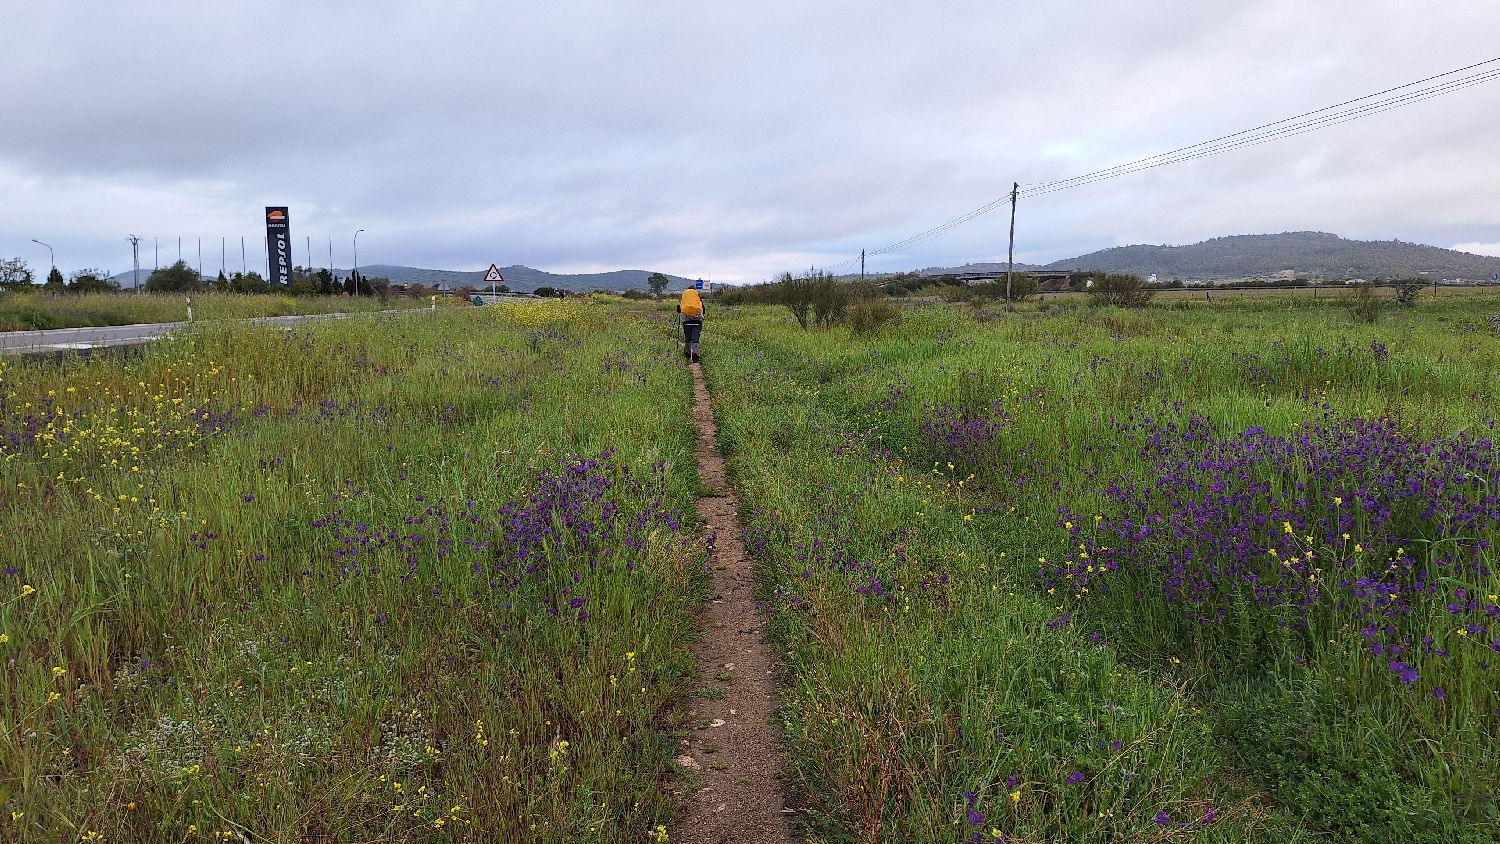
[0,310,413,355]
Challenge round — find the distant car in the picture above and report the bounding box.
[471,296,484,306]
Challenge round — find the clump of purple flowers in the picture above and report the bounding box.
[308,450,684,622]
[918,401,1009,467]
[961,791,1004,844]
[1038,411,1500,689]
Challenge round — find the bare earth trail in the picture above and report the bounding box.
[669,361,795,844]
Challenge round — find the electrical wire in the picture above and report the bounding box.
[821,57,1500,272]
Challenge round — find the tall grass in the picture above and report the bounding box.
[0,291,434,332]
[1,302,705,841]
[702,296,1500,842]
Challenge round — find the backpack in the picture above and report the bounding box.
[679,288,703,318]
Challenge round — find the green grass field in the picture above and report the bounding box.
[1,301,706,841]
[704,294,1499,842]
[0,292,434,332]
[3,291,1497,842]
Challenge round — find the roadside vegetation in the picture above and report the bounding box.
[4,279,1497,842]
[704,290,1499,842]
[0,291,439,333]
[0,301,707,841]
[0,256,448,332]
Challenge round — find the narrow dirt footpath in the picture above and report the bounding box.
[669,361,794,844]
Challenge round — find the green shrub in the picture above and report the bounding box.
[1392,279,1427,307]
[144,260,203,292]
[810,274,851,327]
[848,299,901,334]
[1344,283,1384,323]
[779,270,852,328]
[1086,273,1155,308]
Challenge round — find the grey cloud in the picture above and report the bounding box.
[2,0,1498,281]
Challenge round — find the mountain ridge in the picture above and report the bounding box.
[105,232,1500,290]
[923,232,1500,282]
[111,264,696,292]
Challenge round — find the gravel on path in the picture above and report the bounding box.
[669,361,795,844]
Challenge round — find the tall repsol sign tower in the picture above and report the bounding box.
[265,207,291,286]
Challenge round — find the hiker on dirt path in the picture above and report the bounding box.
[678,284,705,363]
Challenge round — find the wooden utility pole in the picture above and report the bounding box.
[860,249,865,282]
[1006,182,1018,312]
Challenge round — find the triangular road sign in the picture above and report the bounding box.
[483,264,504,283]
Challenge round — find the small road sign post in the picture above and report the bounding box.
[483,264,504,296]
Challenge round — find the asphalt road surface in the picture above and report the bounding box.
[0,311,403,356]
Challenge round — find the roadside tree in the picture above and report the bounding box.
[145,260,203,292]
[68,269,118,294]
[779,271,813,328]
[0,257,34,291]
[229,272,269,294]
[810,272,850,327]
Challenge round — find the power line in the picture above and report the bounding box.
[825,56,1500,272]
[1023,62,1500,198]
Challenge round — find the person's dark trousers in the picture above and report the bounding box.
[683,319,702,361]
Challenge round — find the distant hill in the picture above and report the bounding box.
[112,264,696,292]
[1038,232,1500,282]
[336,265,697,293]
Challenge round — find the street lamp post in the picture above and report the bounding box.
[31,240,54,287]
[353,230,365,296]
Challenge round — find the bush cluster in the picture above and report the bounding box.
[1084,273,1156,307]
[1343,283,1384,324]
[847,299,902,334]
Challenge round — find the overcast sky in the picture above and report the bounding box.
[2,0,1498,283]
